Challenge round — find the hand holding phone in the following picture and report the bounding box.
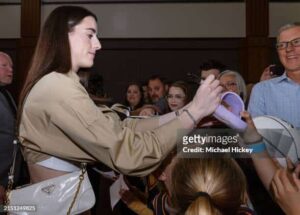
[270,64,285,76]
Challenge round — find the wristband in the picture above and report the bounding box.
[248,141,266,154]
[183,109,197,127]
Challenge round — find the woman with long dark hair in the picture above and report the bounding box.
[124,82,144,111]
[17,6,222,186]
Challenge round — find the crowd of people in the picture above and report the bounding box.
[1,5,300,215]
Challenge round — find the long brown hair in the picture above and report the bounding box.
[171,158,247,215]
[124,82,144,110]
[167,81,192,105]
[17,6,97,127]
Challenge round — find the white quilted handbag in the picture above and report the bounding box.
[7,166,95,215]
[5,141,95,215]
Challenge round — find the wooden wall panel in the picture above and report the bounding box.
[17,0,41,98]
[94,38,242,103]
[21,1,41,37]
[1,37,280,103]
[243,0,271,83]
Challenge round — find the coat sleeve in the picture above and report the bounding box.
[122,117,161,132]
[49,94,184,176]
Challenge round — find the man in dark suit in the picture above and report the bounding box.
[0,51,21,204]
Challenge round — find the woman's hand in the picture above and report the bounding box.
[240,111,262,143]
[260,65,275,82]
[119,188,139,205]
[188,74,223,121]
[271,167,300,215]
[139,108,156,117]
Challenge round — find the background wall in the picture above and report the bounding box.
[270,3,300,37]
[0,2,298,102]
[94,38,242,102]
[3,2,300,39]
[41,3,245,38]
[42,2,245,102]
[0,5,20,38]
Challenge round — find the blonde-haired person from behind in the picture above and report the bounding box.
[171,158,254,215]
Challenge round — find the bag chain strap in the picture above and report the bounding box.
[4,139,88,215]
[67,163,87,215]
[5,139,18,206]
[5,163,87,215]
[5,178,13,206]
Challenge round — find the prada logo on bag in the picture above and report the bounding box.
[41,184,55,195]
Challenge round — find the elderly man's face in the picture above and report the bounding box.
[277,26,300,74]
[0,54,13,86]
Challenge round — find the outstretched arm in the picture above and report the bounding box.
[39,75,222,176]
[134,75,222,131]
[241,111,278,190]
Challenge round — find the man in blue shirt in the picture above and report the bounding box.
[248,23,300,128]
[247,23,300,215]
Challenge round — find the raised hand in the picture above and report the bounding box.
[189,74,223,121]
[271,168,300,215]
[240,111,262,143]
[260,65,275,81]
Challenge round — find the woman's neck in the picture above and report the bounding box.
[70,65,79,74]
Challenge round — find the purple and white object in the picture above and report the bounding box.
[213,92,247,131]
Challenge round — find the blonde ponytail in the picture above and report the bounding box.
[185,195,222,215]
[171,158,246,215]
